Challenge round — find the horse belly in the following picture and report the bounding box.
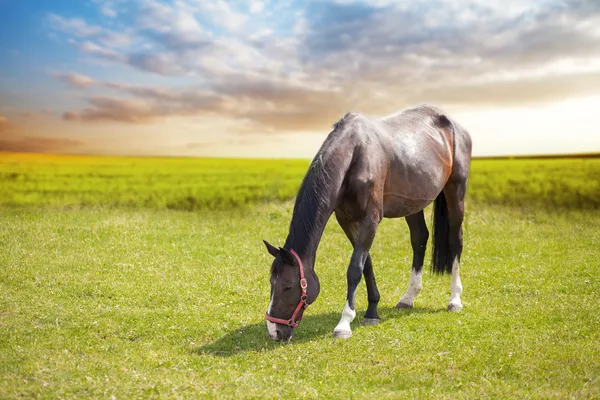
[382,195,433,218]
[382,156,450,218]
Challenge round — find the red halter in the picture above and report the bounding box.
[265,249,308,328]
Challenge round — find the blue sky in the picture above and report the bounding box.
[1,0,600,157]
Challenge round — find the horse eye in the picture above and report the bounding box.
[283,286,293,292]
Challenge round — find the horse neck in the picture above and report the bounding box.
[283,189,334,271]
[283,148,348,270]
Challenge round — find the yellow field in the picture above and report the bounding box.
[1,152,598,209]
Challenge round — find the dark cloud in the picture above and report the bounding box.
[62,88,224,123]
[63,97,159,123]
[127,52,184,76]
[0,136,81,153]
[0,114,80,153]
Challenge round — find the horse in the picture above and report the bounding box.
[264,104,472,340]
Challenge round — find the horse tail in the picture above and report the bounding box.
[431,190,452,274]
[431,112,457,275]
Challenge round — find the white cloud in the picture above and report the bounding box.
[50,72,96,88]
[47,14,103,37]
[99,31,131,48]
[138,0,208,48]
[77,41,124,62]
[47,12,132,50]
[101,7,118,17]
[250,1,265,14]
[195,0,247,32]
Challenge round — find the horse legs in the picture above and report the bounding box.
[443,181,466,312]
[333,206,381,338]
[335,213,381,325]
[396,210,429,309]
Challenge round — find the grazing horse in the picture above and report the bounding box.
[264,104,472,340]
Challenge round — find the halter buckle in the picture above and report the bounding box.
[300,278,307,289]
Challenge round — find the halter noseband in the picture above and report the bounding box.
[265,249,308,329]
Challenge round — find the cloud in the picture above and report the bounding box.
[63,97,158,123]
[49,0,600,131]
[0,114,80,153]
[137,0,209,49]
[61,82,224,123]
[0,136,81,153]
[0,115,15,132]
[99,31,131,48]
[47,14,103,37]
[101,7,117,18]
[47,13,131,49]
[18,110,57,119]
[198,1,247,31]
[76,41,125,62]
[127,52,183,75]
[249,1,265,14]
[50,72,95,88]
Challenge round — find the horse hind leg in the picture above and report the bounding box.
[442,181,467,312]
[396,210,428,309]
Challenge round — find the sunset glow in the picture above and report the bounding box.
[1,0,600,158]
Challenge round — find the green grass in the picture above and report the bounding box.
[1,153,599,210]
[1,153,599,398]
[468,158,600,209]
[1,202,599,398]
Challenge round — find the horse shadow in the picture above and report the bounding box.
[195,306,443,358]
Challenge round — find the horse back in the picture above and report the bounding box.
[335,105,468,219]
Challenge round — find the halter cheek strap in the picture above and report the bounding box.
[265,249,308,328]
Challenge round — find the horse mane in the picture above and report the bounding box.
[287,151,331,245]
[331,112,351,131]
[277,115,352,268]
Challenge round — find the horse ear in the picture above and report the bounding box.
[278,247,297,266]
[263,240,280,258]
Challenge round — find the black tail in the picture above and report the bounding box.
[431,191,452,274]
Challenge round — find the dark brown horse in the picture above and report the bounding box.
[264,104,472,340]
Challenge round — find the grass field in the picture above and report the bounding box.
[1,153,600,398]
[0,153,308,210]
[1,152,599,210]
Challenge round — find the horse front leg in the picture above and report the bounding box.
[335,213,381,326]
[333,207,381,338]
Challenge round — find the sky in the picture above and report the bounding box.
[0,0,599,158]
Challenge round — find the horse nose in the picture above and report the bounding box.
[276,325,293,341]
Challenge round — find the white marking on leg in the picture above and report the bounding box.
[333,301,356,338]
[266,293,277,339]
[397,269,422,307]
[448,258,463,311]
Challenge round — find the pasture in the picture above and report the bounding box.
[1,153,599,398]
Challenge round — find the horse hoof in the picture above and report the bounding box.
[362,318,380,326]
[395,302,413,309]
[447,303,463,312]
[332,330,352,339]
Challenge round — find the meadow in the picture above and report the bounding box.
[1,152,599,399]
[1,152,599,210]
